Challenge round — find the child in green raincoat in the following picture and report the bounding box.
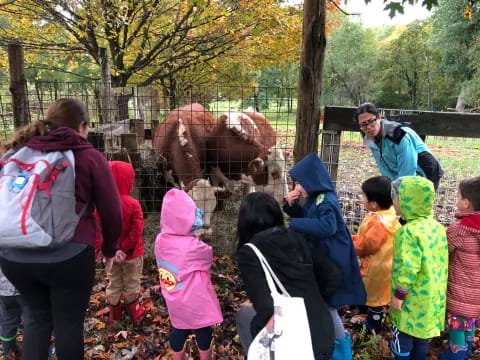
[389,176,448,360]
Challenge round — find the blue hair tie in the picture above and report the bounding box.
[191,208,205,232]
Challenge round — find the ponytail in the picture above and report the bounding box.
[1,98,89,157]
[0,121,49,156]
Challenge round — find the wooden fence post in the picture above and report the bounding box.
[8,43,30,128]
[319,130,342,188]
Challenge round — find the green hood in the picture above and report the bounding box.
[394,176,435,221]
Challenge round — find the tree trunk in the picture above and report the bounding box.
[8,43,30,128]
[294,0,326,163]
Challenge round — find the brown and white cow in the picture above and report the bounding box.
[153,104,225,234]
[206,110,288,205]
[153,103,216,187]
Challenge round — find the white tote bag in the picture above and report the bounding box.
[246,243,315,360]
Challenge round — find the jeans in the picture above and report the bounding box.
[0,247,95,360]
[0,295,22,340]
[391,326,429,360]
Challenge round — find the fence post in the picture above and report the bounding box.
[319,130,342,188]
[99,47,113,125]
[8,43,30,128]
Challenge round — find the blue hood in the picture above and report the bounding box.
[289,152,335,195]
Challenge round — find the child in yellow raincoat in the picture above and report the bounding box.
[353,176,401,333]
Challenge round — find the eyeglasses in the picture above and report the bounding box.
[359,117,378,129]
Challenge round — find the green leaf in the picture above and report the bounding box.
[385,2,405,18]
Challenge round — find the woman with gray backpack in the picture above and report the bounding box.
[0,98,123,360]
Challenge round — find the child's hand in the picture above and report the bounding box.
[286,190,300,206]
[104,257,114,273]
[391,296,404,311]
[114,250,127,262]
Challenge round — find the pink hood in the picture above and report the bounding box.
[155,189,223,329]
[160,188,195,235]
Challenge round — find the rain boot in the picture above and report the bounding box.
[332,331,352,360]
[199,346,214,360]
[172,349,187,360]
[198,339,215,360]
[108,302,123,325]
[127,298,145,324]
[172,342,188,360]
[466,334,474,358]
[439,345,467,360]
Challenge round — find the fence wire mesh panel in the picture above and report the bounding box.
[0,85,14,139]
[321,107,480,233]
[0,81,297,255]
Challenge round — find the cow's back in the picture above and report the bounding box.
[243,109,277,149]
[153,103,216,185]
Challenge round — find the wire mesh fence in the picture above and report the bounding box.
[322,108,480,233]
[0,81,297,254]
[1,83,476,253]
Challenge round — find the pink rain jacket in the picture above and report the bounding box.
[154,189,223,329]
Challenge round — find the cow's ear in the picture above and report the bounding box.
[183,179,200,193]
[248,158,265,174]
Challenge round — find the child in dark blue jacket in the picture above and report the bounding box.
[284,152,366,360]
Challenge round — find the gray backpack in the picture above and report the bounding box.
[0,147,86,248]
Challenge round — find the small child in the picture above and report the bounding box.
[440,176,480,359]
[96,161,145,325]
[155,189,223,360]
[283,152,366,360]
[0,268,21,358]
[390,176,448,360]
[352,176,401,334]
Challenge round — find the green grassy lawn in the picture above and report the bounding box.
[208,99,297,129]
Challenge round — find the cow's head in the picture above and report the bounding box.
[184,178,226,237]
[253,146,290,205]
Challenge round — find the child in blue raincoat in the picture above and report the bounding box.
[284,152,366,360]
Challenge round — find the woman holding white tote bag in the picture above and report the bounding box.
[236,192,342,360]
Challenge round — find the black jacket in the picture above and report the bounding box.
[236,227,342,357]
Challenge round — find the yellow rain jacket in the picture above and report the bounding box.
[353,207,401,306]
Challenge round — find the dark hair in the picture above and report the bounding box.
[237,192,285,248]
[459,176,480,211]
[361,176,393,210]
[355,103,379,122]
[1,98,89,154]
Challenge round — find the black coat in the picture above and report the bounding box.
[236,227,342,357]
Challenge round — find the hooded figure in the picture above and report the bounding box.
[154,189,223,330]
[108,161,144,260]
[354,206,401,307]
[390,176,448,340]
[283,152,366,307]
[95,161,145,325]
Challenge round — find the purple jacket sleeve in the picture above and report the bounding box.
[91,152,122,257]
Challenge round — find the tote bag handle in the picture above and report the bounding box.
[245,243,290,297]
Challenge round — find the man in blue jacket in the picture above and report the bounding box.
[356,103,444,190]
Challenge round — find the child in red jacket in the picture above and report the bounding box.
[96,161,145,325]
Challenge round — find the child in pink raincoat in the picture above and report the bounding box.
[155,188,223,360]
